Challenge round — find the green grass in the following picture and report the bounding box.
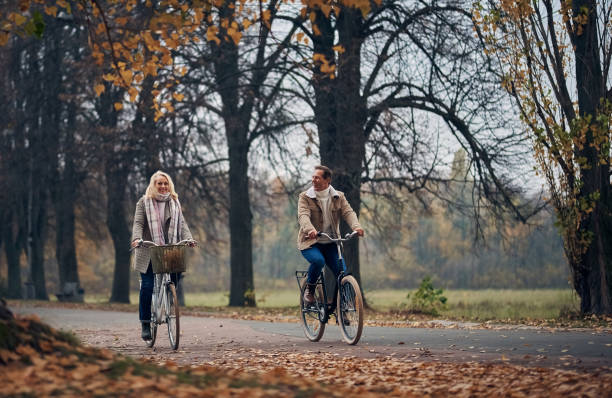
[187,288,580,321]
[83,288,581,322]
[367,288,580,321]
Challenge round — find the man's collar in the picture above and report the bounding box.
[306,185,339,199]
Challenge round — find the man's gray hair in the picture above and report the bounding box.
[315,165,332,180]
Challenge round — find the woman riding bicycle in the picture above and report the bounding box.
[298,165,364,304]
[131,171,194,340]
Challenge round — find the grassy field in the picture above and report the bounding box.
[367,288,580,320]
[85,288,581,322]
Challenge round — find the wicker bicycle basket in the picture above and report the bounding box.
[150,244,187,273]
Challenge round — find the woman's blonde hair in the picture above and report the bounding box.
[145,170,179,200]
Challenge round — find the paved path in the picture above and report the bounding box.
[11,305,612,371]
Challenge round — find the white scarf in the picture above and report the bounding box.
[315,186,334,242]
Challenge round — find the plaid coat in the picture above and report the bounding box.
[130,197,193,273]
[296,186,361,251]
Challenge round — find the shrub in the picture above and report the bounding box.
[407,276,447,315]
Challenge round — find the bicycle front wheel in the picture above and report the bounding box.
[337,275,364,345]
[166,283,180,350]
[299,281,326,342]
[147,292,158,348]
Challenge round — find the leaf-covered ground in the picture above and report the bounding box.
[207,349,612,397]
[2,301,612,397]
[0,307,353,397]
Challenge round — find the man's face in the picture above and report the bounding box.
[311,169,330,191]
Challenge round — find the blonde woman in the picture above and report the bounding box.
[131,171,194,340]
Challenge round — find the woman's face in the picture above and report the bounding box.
[155,176,170,194]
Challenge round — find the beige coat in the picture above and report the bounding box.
[131,197,193,273]
[297,186,361,250]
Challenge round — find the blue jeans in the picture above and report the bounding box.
[301,243,343,284]
[139,263,179,322]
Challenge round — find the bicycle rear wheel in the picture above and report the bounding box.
[166,283,180,350]
[299,281,326,342]
[337,275,364,345]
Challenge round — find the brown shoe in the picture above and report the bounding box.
[303,283,316,304]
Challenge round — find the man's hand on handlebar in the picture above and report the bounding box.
[307,230,318,240]
[354,228,364,237]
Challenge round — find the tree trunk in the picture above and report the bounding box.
[53,119,83,302]
[98,85,132,304]
[311,10,337,166]
[2,214,22,299]
[107,164,132,303]
[3,26,33,300]
[312,9,339,300]
[54,177,82,302]
[44,21,83,302]
[572,0,612,314]
[212,3,256,306]
[227,131,255,306]
[334,8,367,287]
[27,36,48,301]
[133,77,161,177]
[313,7,367,288]
[30,194,48,300]
[3,36,26,299]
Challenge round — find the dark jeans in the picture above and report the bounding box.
[139,263,180,322]
[301,243,342,285]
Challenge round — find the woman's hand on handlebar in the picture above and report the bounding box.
[175,239,198,247]
[132,239,196,248]
[354,228,365,237]
[307,230,318,240]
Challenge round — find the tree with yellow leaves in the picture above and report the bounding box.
[475,0,612,314]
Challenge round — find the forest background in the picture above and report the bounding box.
[0,168,569,297]
[0,0,579,306]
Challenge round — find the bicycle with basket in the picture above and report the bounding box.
[136,239,195,350]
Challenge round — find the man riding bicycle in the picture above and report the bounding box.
[298,165,364,304]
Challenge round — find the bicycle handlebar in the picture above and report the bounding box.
[317,231,359,242]
[132,239,197,250]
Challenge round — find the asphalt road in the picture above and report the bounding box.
[11,305,612,371]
